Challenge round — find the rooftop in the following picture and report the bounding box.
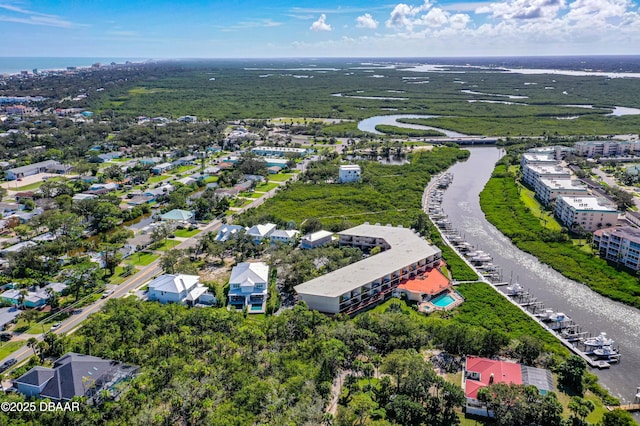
[302,230,334,242]
[524,164,570,175]
[538,178,588,191]
[522,153,557,163]
[465,356,523,400]
[397,268,450,295]
[594,226,640,243]
[558,196,618,212]
[295,224,440,298]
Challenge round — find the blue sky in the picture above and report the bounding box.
[1,0,639,57]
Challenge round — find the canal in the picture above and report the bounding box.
[442,146,640,407]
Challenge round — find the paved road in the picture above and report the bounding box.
[0,167,300,374]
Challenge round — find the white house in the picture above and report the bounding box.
[228,262,269,313]
[246,223,277,243]
[215,224,245,242]
[339,165,361,183]
[300,230,334,249]
[147,274,213,306]
[270,229,300,244]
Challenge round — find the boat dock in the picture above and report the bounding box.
[605,404,640,412]
[423,173,621,370]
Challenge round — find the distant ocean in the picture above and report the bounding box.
[0,57,149,75]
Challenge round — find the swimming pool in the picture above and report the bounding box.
[251,304,263,311]
[431,293,456,308]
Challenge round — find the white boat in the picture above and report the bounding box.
[505,281,525,296]
[538,309,570,323]
[593,345,619,359]
[584,332,614,349]
[470,254,492,263]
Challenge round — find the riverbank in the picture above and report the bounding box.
[479,163,640,309]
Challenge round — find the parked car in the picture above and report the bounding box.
[0,358,17,372]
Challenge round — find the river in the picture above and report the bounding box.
[442,146,640,408]
[357,114,467,137]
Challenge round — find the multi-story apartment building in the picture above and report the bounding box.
[520,153,558,169]
[535,178,589,206]
[251,146,308,157]
[522,164,571,188]
[593,226,640,270]
[554,196,619,232]
[295,223,441,315]
[574,140,640,158]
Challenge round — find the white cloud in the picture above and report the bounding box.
[356,13,378,29]
[387,1,433,29]
[567,0,630,21]
[476,0,566,20]
[0,3,84,28]
[310,14,332,31]
[422,8,450,26]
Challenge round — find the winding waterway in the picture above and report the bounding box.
[357,114,467,137]
[442,147,640,408]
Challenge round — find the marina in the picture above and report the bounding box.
[425,171,622,370]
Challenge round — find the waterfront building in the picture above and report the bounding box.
[520,153,557,169]
[574,140,640,158]
[535,178,589,206]
[295,223,441,315]
[554,196,619,232]
[522,164,571,188]
[593,226,640,270]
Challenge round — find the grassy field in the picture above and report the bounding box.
[519,185,563,231]
[268,173,295,182]
[154,239,181,251]
[255,182,279,192]
[174,228,200,238]
[126,251,160,266]
[13,176,66,191]
[147,175,171,184]
[0,341,25,360]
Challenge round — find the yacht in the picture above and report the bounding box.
[583,332,614,349]
[505,281,525,296]
[593,345,619,359]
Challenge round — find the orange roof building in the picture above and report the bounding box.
[396,267,451,302]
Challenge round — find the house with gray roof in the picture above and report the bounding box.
[5,160,60,180]
[0,306,22,330]
[147,274,215,305]
[14,353,138,402]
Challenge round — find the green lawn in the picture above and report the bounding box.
[204,176,219,183]
[154,239,181,251]
[174,228,200,238]
[147,175,171,184]
[13,176,65,191]
[240,192,262,199]
[255,182,279,192]
[126,251,160,266]
[170,165,198,175]
[0,341,25,360]
[109,265,133,285]
[267,173,294,182]
[519,186,563,231]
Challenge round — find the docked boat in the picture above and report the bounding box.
[538,309,570,323]
[593,345,619,359]
[584,332,614,349]
[470,254,492,263]
[505,281,525,296]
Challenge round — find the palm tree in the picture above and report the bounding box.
[27,337,38,358]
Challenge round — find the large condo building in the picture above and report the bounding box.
[522,164,571,188]
[574,140,640,158]
[535,178,589,206]
[294,223,442,315]
[593,226,640,271]
[520,153,558,169]
[554,196,618,232]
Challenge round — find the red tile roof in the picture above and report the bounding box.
[397,268,450,295]
[465,356,523,399]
